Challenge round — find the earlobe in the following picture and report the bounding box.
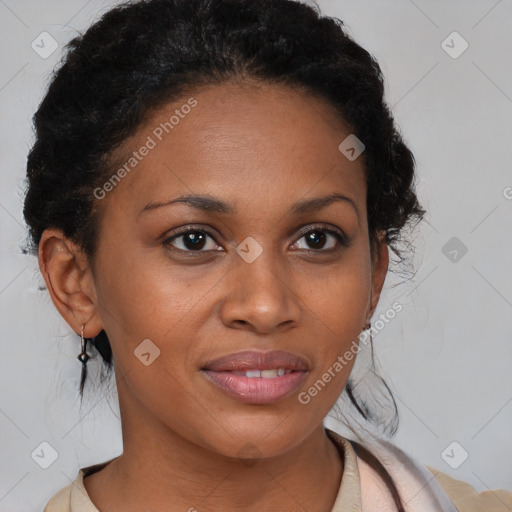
[38,228,103,337]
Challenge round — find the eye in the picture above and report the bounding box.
[162,223,349,256]
[162,226,221,253]
[292,225,349,252]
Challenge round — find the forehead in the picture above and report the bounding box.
[101,82,366,217]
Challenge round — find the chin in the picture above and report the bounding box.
[194,417,315,460]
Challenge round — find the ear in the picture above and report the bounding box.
[38,228,103,338]
[365,231,389,323]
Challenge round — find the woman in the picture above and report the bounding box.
[23,0,511,510]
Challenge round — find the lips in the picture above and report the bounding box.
[201,350,309,404]
[202,349,309,372]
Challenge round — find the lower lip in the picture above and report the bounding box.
[202,370,308,404]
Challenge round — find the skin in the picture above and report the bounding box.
[39,81,389,512]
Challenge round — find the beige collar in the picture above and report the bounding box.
[326,428,364,511]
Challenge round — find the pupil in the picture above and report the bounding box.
[307,231,325,249]
[184,232,205,250]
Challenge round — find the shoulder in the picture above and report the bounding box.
[326,428,456,511]
[426,465,512,512]
[43,482,74,512]
[43,470,100,512]
[347,432,512,512]
[345,433,460,511]
[43,458,116,512]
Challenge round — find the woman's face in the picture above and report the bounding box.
[60,82,388,459]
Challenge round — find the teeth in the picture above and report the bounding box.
[243,368,290,378]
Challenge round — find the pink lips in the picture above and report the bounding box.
[201,349,309,404]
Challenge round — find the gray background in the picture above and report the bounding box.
[0,0,511,510]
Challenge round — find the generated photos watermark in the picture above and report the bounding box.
[298,301,403,405]
[93,97,198,200]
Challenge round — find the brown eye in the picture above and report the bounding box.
[304,231,329,250]
[163,228,221,253]
[292,225,349,251]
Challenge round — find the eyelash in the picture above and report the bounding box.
[161,224,350,256]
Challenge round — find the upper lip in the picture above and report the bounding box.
[202,349,309,372]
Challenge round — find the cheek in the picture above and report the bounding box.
[297,244,372,410]
[92,237,221,367]
[300,246,372,342]
[306,270,369,329]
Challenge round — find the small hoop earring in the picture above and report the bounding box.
[78,325,89,394]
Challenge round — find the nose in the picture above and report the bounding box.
[219,250,301,335]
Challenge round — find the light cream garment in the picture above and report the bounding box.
[329,428,459,511]
[327,429,512,512]
[43,428,512,512]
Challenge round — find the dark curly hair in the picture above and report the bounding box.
[23,1,425,509]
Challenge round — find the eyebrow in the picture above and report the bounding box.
[139,192,359,220]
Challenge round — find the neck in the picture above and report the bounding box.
[84,386,344,512]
